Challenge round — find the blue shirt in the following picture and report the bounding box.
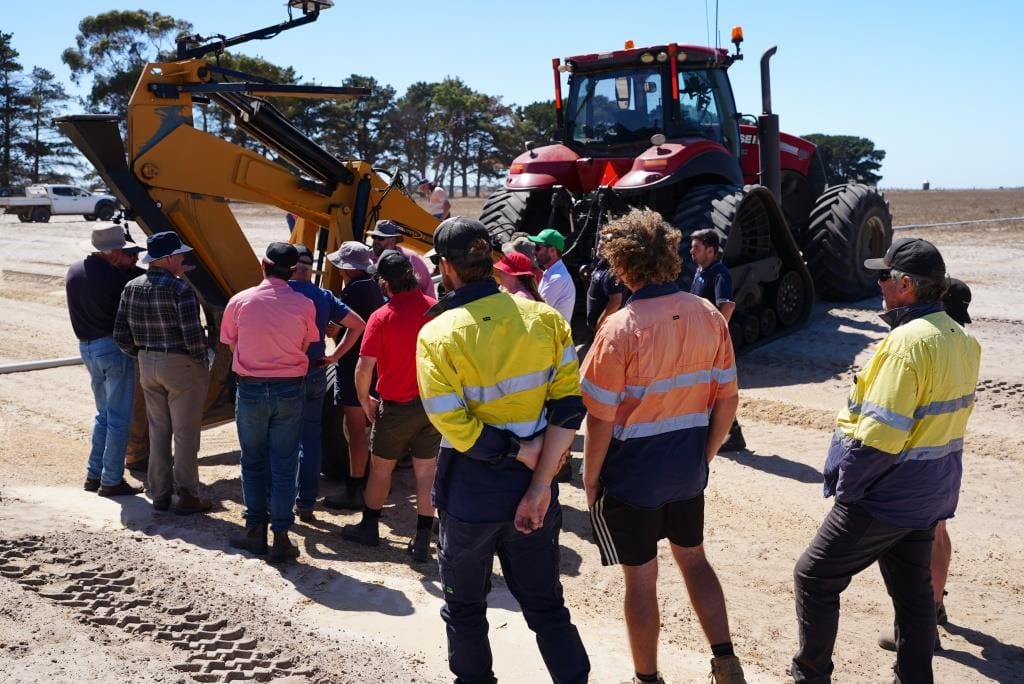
[690,260,733,307]
[288,280,351,364]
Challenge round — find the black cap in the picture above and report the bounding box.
[264,242,299,270]
[943,277,972,325]
[864,237,946,280]
[367,249,413,280]
[433,216,491,265]
[293,243,313,264]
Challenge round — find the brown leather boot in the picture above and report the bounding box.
[710,655,746,684]
[174,488,212,515]
[230,523,268,555]
[268,531,300,564]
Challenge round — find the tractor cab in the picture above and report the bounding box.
[562,44,740,160]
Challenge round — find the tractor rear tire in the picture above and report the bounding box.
[95,201,116,221]
[804,183,892,301]
[31,207,51,223]
[478,188,553,249]
[320,364,350,481]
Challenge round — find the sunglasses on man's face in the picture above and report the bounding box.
[429,253,441,266]
[876,270,892,282]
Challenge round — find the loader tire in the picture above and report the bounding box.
[479,188,552,250]
[95,201,116,221]
[320,364,350,481]
[804,183,892,301]
[31,207,51,223]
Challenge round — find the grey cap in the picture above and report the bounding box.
[327,241,374,271]
[84,224,141,254]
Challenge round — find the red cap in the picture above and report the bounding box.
[494,251,535,278]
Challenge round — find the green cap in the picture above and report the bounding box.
[528,228,566,252]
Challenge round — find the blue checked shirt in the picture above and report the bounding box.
[114,268,208,363]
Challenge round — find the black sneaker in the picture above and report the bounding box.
[97,480,142,497]
[83,477,101,492]
[340,521,380,547]
[407,530,430,563]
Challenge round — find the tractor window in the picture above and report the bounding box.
[675,70,723,140]
[568,67,662,150]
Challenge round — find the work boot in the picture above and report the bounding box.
[83,477,101,492]
[174,488,212,516]
[152,497,171,512]
[295,506,316,524]
[267,531,300,564]
[229,523,268,555]
[323,481,365,511]
[407,529,431,563]
[340,519,380,547]
[718,423,746,453]
[710,655,746,683]
[878,628,941,652]
[631,676,665,684]
[97,480,142,497]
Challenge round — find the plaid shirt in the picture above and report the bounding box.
[114,268,207,362]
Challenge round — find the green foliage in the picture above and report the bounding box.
[22,67,78,183]
[0,32,29,188]
[803,133,885,185]
[317,74,396,165]
[61,10,193,118]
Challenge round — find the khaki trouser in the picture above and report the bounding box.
[139,351,209,501]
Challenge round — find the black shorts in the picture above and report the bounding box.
[334,362,376,408]
[590,491,704,566]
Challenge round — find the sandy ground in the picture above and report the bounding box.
[1,191,1023,683]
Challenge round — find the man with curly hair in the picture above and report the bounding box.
[580,209,746,684]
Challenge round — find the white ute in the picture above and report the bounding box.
[0,185,120,223]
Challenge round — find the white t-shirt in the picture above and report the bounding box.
[427,187,449,218]
[539,258,576,321]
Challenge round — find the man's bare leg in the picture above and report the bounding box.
[364,455,396,510]
[671,543,732,645]
[622,558,660,675]
[932,520,951,605]
[412,456,436,517]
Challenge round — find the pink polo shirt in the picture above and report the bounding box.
[220,277,319,377]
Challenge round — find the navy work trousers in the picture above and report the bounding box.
[437,503,590,684]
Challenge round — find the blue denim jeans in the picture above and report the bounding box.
[295,366,328,510]
[235,380,304,532]
[80,337,136,486]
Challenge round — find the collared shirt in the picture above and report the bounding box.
[220,277,319,377]
[586,258,628,331]
[114,267,207,362]
[417,278,584,523]
[581,283,738,509]
[360,289,436,402]
[824,301,981,529]
[690,260,733,307]
[336,274,385,372]
[287,279,351,364]
[66,255,140,341]
[539,258,576,321]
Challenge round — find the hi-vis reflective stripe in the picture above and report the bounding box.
[560,345,578,367]
[422,393,465,414]
[581,378,621,407]
[613,411,709,440]
[914,393,975,419]
[495,416,548,437]
[859,400,915,432]
[463,367,554,403]
[590,493,620,565]
[623,366,736,400]
[897,438,964,464]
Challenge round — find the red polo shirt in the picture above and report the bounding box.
[360,289,436,402]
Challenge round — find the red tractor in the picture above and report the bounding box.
[480,31,892,349]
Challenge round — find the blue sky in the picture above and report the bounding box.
[6,0,1022,188]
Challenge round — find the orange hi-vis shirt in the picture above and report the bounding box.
[581,283,738,509]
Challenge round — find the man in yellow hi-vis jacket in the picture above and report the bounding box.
[416,217,590,684]
[792,238,981,684]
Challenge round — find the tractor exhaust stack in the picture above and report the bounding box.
[758,46,781,204]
